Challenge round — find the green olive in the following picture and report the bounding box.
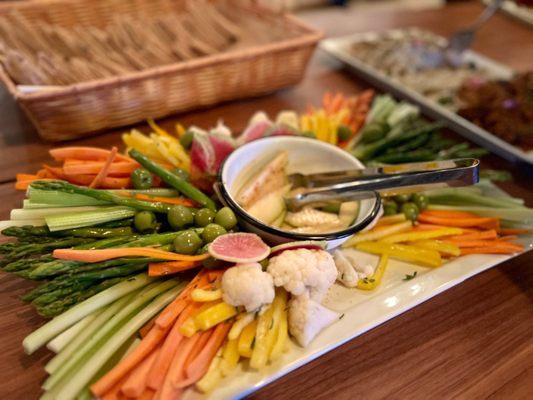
[172,168,189,181]
[383,200,398,216]
[214,207,237,230]
[393,194,412,204]
[180,130,194,150]
[401,202,420,222]
[167,205,194,230]
[131,168,153,190]
[173,230,203,255]
[412,193,429,211]
[301,131,316,139]
[201,223,227,243]
[195,208,216,227]
[337,125,352,142]
[134,211,157,232]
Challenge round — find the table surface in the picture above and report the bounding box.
[0,1,532,399]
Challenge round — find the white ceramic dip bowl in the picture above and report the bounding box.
[216,136,381,249]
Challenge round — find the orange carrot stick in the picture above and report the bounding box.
[447,240,524,250]
[92,326,170,397]
[138,388,156,400]
[50,147,133,162]
[422,210,479,218]
[139,315,158,338]
[121,347,161,398]
[155,271,210,329]
[460,247,523,255]
[63,161,138,176]
[174,322,231,388]
[90,146,118,188]
[157,334,201,400]
[498,228,530,235]
[418,214,499,229]
[53,248,210,263]
[146,304,198,391]
[447,230,498,241]
[148,261,199,277]
[184,329,213,366]
[498,235,518,242]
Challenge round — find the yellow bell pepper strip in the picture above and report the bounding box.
[374,213,407,227]
[269,305,288,361]
[175,123,186,138]
[180,301,221,337]
[356,241,442,268]
[191,288,223,302]
[196,347,223,393]
[410,240,461,257]
[266,289,288,363]
[250,305,275,370]
[228,312,255,341]
[220,338,240,377]
[147,118,173,138]
[343,221,412,247]
[152,134,182,167]
[381,228,463,243]
[357,254,389,290]
[238,319,258,358]
[194,302,238,331]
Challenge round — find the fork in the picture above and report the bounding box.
[445,0,504,65]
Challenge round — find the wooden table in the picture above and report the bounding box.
[0,1,532,399]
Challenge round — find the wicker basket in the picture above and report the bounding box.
[0,0,322,141]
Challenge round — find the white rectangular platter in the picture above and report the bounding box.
[188,185,532,400]
[320,28,533,166]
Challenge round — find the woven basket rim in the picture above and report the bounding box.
[0,0,324,102]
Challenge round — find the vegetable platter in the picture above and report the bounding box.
[320,28,533,165]
[1,96,532,400]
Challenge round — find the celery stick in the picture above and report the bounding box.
[45,293,135,374]
[0,219,45,230]
[47,312,97,353]
[45,206,135,231]
[43,280,178,390]
[11,207,104,220]
[23,273,154,355]
[54,283,183,400]
[28,188,110,207]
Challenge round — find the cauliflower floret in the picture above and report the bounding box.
[222,263,275,312]
[333,250,358,287]
[267,249,337,302]
[343,250,374,279]
[288,293,339,347]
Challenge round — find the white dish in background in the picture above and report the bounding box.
[320,28,533,166]
[188,181,532,399]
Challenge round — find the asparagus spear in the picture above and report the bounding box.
[2,225,133,239]
[129,149,216,210]
[29,181,173,213]
[32,280,96,307]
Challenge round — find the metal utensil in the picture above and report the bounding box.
[445,0,503,65]
[285,158,479,211]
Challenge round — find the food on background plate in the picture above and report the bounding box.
[347,29,492,108]
[457,71,533,151]
[234,150,360,234]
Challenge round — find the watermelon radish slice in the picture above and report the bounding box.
[208,132,235,173]
[190,129,216,175]
[270,240,327,257]
[209,233,271,263]
[237,120,272,145]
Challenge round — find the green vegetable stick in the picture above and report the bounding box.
[129,149,216,210]
[23,273,154,355]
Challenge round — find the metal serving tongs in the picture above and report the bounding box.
[284,158,479,211]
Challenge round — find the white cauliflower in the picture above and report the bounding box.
[288,293,339,347]
[267,249,337,302]
[222,263,275,312]
[333,250,358,287]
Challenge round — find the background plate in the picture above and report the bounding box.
[320,28,533,166]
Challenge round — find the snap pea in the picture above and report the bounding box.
[129,149,216,210]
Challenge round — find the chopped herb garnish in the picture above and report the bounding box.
[339,313,345,320]
[403,271,418,281]
[269,319,274,330]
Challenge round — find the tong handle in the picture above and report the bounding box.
[285,158,479,211]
